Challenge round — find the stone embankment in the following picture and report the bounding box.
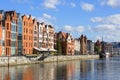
[0,55,99,67]
[0,56,31,67]
[44,55,99,62]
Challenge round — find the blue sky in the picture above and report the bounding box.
[0,0,120,42]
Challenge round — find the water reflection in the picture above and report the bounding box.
[0,57,120,80]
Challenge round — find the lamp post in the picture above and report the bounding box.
[8,54,9,67]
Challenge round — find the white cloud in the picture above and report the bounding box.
[70,2,76,7]
[43,13,56,20]
[94,24,116,32]
[63,25,73,32]
[81,2,94,11]
[91,17,103,23]
[91,14,120,42]
[101,0,120,7]
[75,26,84,32]
[63,25,84,33]
[43,0,60,9]
[37,13,56,25]
[91,14,120,25]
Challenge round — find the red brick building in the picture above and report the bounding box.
[22,15,33,54]
[80,35,87,54]
[57,31,75,55]
[0,10,18,56]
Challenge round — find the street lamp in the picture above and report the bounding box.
[8,54,9,67]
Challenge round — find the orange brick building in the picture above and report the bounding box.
[0,10,18,56]
[0,13,2,56]
[57,31,75,55]
[0,10,55,56]
[22,15,33,54]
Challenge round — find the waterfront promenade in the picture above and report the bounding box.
[0,55,99,67]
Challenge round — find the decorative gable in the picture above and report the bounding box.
[67,35,71,42]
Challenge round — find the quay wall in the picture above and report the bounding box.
[44,55,99,62]
[0,56,31,66]
[0,55,99,67]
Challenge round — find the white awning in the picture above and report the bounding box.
[33,47,57,52]
[49,49,57,52]
[33,47,47,51]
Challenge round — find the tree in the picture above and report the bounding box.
[94,46,101,54]
[56,39,62,55]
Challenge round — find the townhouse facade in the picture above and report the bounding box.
[33,19,38,48]
[0,10,56,56]
[87,40,94,54]
[104,42,120,55]
[80,35,87,54]
[74,38,80,55]
[0,10,97,56]
[18,13,22,55]
[36,22,55,51]
[0,10,18,56]
[56,31,74,55]
[22,15,33,54]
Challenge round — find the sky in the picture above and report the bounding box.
[0,0,120,42]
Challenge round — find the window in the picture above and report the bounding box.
[24,28,25,33]
[11,41,16,47]
[35,26,36,30]
[7,23,9,29]
[2,40,5,46]
[11,47,16,55]
[26,28,28,33]
[8,32,11,38]
[6,40,11,46]
[34,31,37,34]
[11,33,16,39]
[24,21,25,26]
[34,42,37,46]
[26,43,27,47]
[11,25,16,32]
[34,37,37,41]
[24,35,25,40]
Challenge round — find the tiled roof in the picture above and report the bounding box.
[61,32,67,39]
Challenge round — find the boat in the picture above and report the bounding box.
[105,52,110,58]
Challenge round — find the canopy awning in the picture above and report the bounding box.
[33,47,57,52]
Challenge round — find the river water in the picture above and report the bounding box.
[0,56,120,80]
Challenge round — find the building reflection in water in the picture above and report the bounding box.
[56,61,76,80]
[0,60,95,80]
[80,61,87,78]
[4,68,10,80]
[22,67,33,80]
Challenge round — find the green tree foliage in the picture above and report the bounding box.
[56,39,62,55]
[94,46,101,54]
